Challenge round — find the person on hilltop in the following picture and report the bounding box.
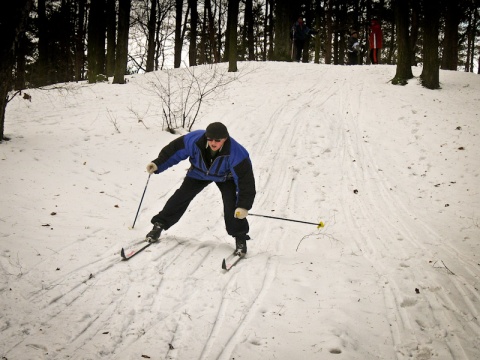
[291,16,318,62]
[369,18,383,64]
[347,29,360,65]
[145,122,256,256]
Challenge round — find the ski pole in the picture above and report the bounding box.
[130,173,151,229]
[249,213,324,228]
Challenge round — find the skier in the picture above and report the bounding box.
[368,18,383,64]
[347,29,360,65]
[291,16,318,62]
[145,122,256,256]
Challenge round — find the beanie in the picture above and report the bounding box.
[205,122,229,139]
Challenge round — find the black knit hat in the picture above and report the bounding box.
[205,122,229,139]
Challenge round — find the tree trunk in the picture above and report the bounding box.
[441,0,460,70]
[273,0,298,61]
[336,0,347,65]
[60,0,75,83]
[420,0,440,89]
[302,0,315,63]
[113,0,131,84]
[87,0,106,83]
[188,0,197,66]
[325,0,333,64]
[391,0,413,85]
[174,0,183,68]
[267,0,274,60]
[333,1,340,64]
[205,0,219,63]
[198,5,207,64]
[37,0,48,85]
[314,0,322,64]
[105,0,116,77]
[409,0,420,66]
[263,0,269,61]
[75,0,86,81]
[0,0,33,142]
[14,34,27,90]
[227,0,239,72]
[245,0,255,60]
[469,6,477,72]
[146,0,157,72]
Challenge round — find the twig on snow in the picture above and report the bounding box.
[432,260,455,275]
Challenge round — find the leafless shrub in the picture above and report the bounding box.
[144,64,252,133]
[128,104,151,129]
[106,108,121,133]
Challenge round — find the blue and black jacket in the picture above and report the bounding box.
[152,130,256,210]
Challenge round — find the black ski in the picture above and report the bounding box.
[222,251,245,271]
[121,240,157,261]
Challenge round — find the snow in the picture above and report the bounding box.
[1,62,479,360]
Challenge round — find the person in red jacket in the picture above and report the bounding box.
[369,18,383,64]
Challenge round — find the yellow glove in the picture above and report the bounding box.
[234,208,248,219]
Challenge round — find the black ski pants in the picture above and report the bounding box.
[151,176,249,238]
[294,39,305,62]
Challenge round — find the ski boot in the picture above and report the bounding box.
[146,222,164,243]
[234,234,250,256]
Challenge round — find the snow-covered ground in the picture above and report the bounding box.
[1,62,479,360]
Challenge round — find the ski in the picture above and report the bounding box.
[121,239,157,261]
[222,251,245,271]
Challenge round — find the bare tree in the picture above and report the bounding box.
[145,65,246,132]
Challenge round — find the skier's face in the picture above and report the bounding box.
[207,137,227,151]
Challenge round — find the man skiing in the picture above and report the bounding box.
[145,122,256,256]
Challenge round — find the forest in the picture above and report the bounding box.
[1,0,479,141]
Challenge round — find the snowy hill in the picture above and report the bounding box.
[1,62,479,359]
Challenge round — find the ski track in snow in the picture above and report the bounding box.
[331,72,480,359]
[1,232,275,359]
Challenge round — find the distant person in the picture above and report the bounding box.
[145,122,256,256]
[291,16,318,62]
[369,18,383,64]
[347,30,360,65]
